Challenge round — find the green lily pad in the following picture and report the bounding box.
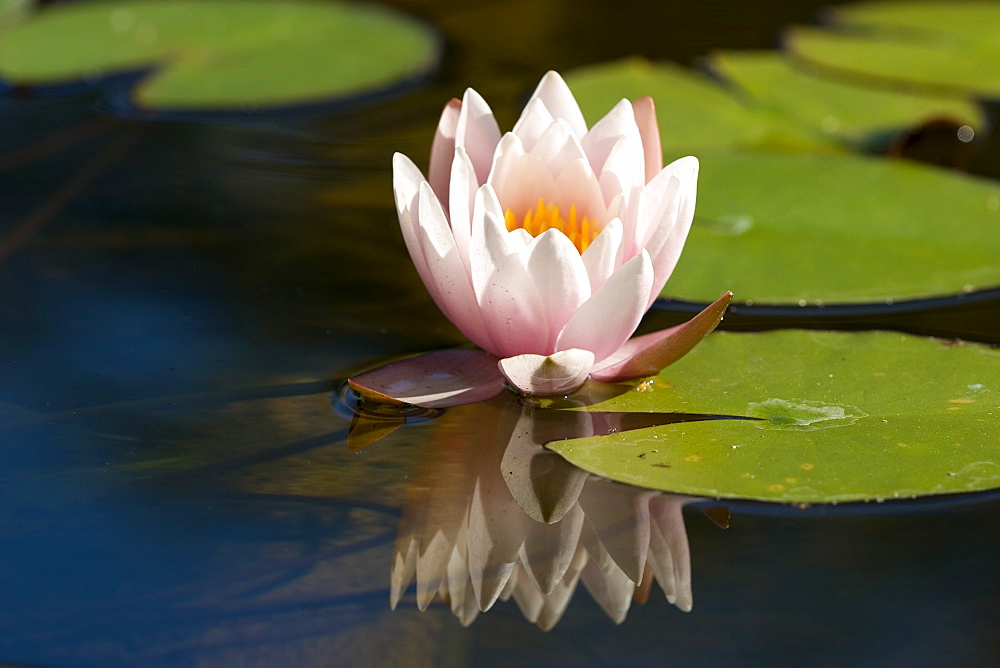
[786,1,1000,98]
[0,0,31,31]
[565,56,984,155]
[566,57,832,156]
[708,51,985,149]
[0,0,439,110]
[662,151,1000,305]
[549,330,1000,503]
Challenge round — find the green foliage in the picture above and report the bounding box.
[550,331,1000,503]
[0,0,439,110]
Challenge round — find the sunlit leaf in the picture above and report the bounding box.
[0,0,439,111]
[549,330,1000,503]
[566,57,831,156]
[786,1,1000,98]
[662,151,1000,305]
[0,0,31,31]
[565,55,983,156]
[708,51,986,149]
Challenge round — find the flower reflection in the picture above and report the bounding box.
[363,387,718,629]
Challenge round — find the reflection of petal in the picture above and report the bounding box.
[467,447,535,610]
[577,479,655,584]
[498,401,591,523]
[387,391,705,629]
[521,504,585,594]
[650,494,693,611]
[580,556,635,624]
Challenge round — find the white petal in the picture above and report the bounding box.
[498,348,595,396]
[456,87,502,184]
[581,217,623,294]
[598,133,646,208]
[392,153,430,279]
[635,172,682,253]
[581,98,640,176]
[527,71,589,139]
[526,229,591,347]
[646,158,699,303]
[471,212,547,357]
[549,157,607,227]
[415,182,493,350]
[449,147,478,273]
[487,132,526,196]
[555,250,654,363]
[529,118,589,179]
[511,97,555,152]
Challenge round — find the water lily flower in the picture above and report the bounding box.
[352,71,731,406]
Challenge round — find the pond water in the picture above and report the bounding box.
[1,0,999,665]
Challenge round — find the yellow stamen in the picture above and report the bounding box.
[503,198,600,254]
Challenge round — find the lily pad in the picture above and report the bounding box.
[707,51,986,149]
[662,151,1000,305]
[0,0,439,111]
[548,330,1000,503]
[566,57,831,156]
[786,1,1000,98]
[565,56,984,155]
[0,0,31,31]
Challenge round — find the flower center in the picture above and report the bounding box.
[504,198,600,254]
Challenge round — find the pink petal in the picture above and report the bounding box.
[590,290,733,381]
[486,132,526,196]
[498,348,596,396]
[632,96,663,183]
[492,153,556,220]
[581,217,624,293]
[428,98,461,205]
[415,182,492,349]
[348,349,503,408]
[581,98,640,177]
[393,154,439,299]
[471,210,546,357]
[529,119,589,178]
[448,147,478,273]
[549,157,606,226]
[598,134,646,209]
[456,88,502,185]
[511,97,555,152]
[528,71,589,139]
[556,251,654,363]
[526,229,591,348]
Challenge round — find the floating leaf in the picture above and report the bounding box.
[662,151,1000,305]
[566,57,830,156]
[708,51,985,149]
[0,0,31,31]
[786,1,1000,98]
[0,0,439,111]
[549,331,1000,503]
[565,55,983,156]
